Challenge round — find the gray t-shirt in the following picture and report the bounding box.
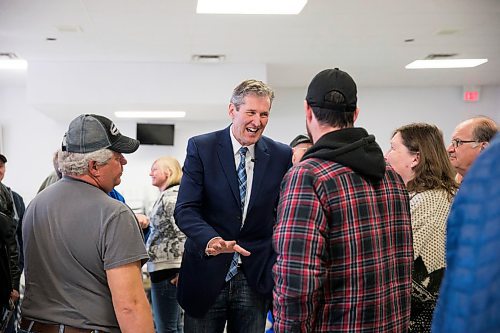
[21,177,149,332]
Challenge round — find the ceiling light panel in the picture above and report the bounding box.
[0,59,28,70]
[197,0,307,15]
[115,111,186,119]
[406,59,488,69]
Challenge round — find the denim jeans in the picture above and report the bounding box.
[151,278,183,333]
[1,303,17,333]
[184,271,269,333]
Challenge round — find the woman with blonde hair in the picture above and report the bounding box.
[146,156,185,333]
[385,123,458,333]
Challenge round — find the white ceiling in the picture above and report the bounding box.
[0,0,499,119]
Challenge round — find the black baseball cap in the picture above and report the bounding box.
[306,68,357,112]
[290,134,312,148]
[62,114,140,154]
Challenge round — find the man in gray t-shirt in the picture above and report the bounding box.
[20,114,154,333]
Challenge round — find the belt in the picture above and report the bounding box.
[20,318,101,333]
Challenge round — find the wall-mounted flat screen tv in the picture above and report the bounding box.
[136,123,174,146]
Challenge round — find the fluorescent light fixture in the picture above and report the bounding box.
[115,111,186,119]
[197,0,307,14]
[0,59,28,70]
[405,59,488,69]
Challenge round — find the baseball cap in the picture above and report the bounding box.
[306,68,357,112]
[289,134,312,148]
[0,154,6,163]
[62,114,140,154]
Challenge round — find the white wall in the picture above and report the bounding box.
[269,86,500,148]
[1,82,499,207]
[0,81,65,202]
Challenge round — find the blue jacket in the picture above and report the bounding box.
[174,126,292,317]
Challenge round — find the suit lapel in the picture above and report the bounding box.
[247,138,270,212]
[217,127,240,205]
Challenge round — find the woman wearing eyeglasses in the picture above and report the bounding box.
[385,123,458,333]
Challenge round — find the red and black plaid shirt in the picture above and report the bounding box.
[273,159,413,332]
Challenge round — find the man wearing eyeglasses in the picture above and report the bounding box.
[447,116,497,181]
[289,134,313,165]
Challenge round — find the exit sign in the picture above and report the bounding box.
[463,86,480,102]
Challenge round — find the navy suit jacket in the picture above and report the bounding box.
[174,126,292,317]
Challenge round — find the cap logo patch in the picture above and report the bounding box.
[110,123,120,136]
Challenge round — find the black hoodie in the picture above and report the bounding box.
[301,127,386,182]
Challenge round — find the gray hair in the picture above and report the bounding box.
[230,79,275,111]
[58,148,114,176]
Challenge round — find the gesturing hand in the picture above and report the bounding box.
[205,237,251,257]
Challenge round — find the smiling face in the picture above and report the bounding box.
[385,132,418,185]
[229,94,271,146]
[149,161,169,190]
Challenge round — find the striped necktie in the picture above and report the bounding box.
[225,147,248,282]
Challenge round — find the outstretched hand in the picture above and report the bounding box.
[206,238,251,257]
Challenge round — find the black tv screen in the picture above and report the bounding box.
[136,123,174,146]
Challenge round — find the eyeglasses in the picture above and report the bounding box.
[292,147,309,152]
[450,138,477,148]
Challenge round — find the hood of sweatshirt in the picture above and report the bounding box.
[302,127,386,181]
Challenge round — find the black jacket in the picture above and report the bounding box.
[0,182,20,306]
[0,212,20,306]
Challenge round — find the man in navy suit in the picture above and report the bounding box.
[174,79,292,333]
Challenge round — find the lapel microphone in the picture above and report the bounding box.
[251,158,257,162]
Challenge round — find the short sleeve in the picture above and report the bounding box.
[102,209,149,270]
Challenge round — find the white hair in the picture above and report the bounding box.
[58,148,114,176]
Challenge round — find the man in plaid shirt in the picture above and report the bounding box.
[273,68,413,332]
